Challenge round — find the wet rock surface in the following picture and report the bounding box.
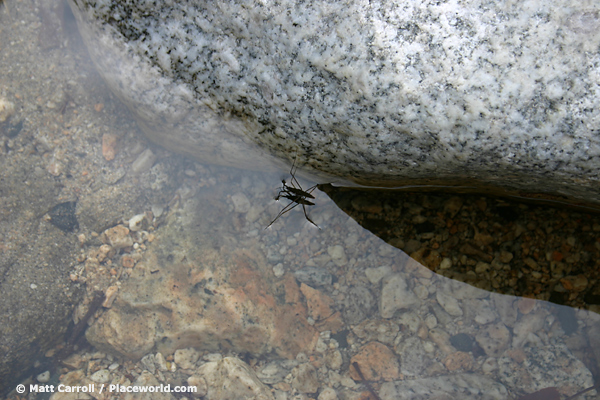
[2,1,600,399]
[0,0,196,393]
[0,25,85,390]
[61,171,599,399]
[85,203,320,359]
[0,210,82,395]
[4,168,597,399]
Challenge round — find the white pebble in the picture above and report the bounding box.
[37,370,50,383]
[315,337,328,353]
[155,352,168,371]
[364,266,392,284]
[439,257,452,269]
[482,357,498,374]
[380,274,420,318]
[422,341,435,353]
[425,314,438,329]
[131,149,156,174]
[151,205,164,218]
[128,214,146,231]
[273,263,285,277]
[174,348,200,369]
[90,369,110,383]
[327,245,348,266]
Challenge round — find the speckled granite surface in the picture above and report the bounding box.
[69,0,600,205]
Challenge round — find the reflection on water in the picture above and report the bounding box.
[0,0,599,399]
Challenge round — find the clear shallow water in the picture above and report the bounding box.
[0,1,598,399]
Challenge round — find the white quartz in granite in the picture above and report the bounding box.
[69,0,600,204]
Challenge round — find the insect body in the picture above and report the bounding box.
[266,161,320,229]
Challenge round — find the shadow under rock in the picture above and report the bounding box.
[319,184,600,315]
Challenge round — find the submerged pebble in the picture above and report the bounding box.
[36,370,50,383]
[48,201,79,232]
[450,333,475,352]
[294,267,332,287]
[89,369,110,383]
[128,213,146,231]
[131,148,157,174]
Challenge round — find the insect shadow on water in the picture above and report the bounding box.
[266,158,321,230]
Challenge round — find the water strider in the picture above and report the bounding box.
[266,159,320,230]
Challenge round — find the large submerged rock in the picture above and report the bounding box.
[69,0,600,205]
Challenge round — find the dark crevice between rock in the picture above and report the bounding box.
[319,184,600,313]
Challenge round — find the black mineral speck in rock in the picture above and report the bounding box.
[48,201,79,232]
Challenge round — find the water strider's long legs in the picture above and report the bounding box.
[266,159,320,230]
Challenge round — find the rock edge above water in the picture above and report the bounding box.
[69,0,600,206]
